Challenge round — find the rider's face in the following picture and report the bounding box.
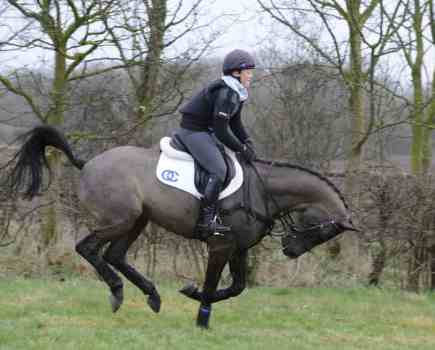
[233,69,254,88]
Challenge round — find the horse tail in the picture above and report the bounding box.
[7,125,86,199]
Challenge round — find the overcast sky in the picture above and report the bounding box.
[206,0,264,54]
[1,0,264,68]
[0,0,433,85]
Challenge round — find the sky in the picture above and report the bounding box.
[206,0,265,53]
[0,0,267,68]
[0,0,433,86]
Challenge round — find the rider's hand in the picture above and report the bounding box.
[245,138,255,150]
[240,143,256,163]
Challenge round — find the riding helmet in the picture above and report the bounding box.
[222,49,256,75]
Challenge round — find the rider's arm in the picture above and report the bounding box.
[229,107,249,143]
[212,88,244,152]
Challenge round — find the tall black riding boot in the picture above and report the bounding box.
[195,176,230,240]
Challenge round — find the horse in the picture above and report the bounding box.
[6,125,357,328]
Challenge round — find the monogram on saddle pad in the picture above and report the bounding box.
[156,136,243,199]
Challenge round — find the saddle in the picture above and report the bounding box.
[156,136,244,200]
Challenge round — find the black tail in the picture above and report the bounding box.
[5,125,86,199]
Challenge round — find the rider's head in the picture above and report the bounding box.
[222,49,255,88]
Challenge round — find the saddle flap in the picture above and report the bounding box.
[157,137,243,200]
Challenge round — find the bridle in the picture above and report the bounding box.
[249,160,339,250]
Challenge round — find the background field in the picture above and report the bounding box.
[1,278,435,350]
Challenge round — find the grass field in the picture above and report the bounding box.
[1,278,435,350]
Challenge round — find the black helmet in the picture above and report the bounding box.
[222,49,255,75]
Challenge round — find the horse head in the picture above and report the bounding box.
[255,160,358,259]
[281,207,359,259]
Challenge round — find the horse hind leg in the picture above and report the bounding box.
[103,215,161,313]
[75,233,124,312]
[75,213,140,313]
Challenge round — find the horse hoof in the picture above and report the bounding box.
[179,284,197,297]
[109,288,124,313]
[147,292,161,313]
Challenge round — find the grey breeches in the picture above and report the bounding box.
[174,128,227,183]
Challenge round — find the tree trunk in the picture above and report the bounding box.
[344,26,365,192]
[40,44,67,249]
[410,67,424,173]
[407,241,425,292]
[138,0,167,120]
[368,239,386,286]
[408,0,426,174]
[422,70,435,172]
[341,24,365,263]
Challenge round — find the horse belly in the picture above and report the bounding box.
[145,177,199,237]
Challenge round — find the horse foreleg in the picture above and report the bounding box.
[197,241,236,328]
[75,233,124,312]
[211,250,248,302]
[180,250,248,304]
[103,217,161,313]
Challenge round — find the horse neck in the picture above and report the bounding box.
[255,162,347,219]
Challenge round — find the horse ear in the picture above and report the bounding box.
[338,219,360,232]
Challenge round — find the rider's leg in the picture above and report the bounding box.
[175,128,230,239]
[196,174,230,237]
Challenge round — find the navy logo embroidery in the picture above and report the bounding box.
[161,169,179,182]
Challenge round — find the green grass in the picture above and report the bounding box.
[1,278,435,350]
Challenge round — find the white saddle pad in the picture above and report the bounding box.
[156,137,243,200]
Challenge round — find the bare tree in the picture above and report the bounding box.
[257,0,409,192]
[0,0,118,248]
[381,0,433,173]
[1,1,118,124]
[422,0,435,171]
[101,0,222,144]
[250,47,348,168]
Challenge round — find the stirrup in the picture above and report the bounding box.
[195,215,230,240]
[211,215,231,233]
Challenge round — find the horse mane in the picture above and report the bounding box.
[255,158,349,210]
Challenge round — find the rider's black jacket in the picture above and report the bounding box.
[180,79,249,152]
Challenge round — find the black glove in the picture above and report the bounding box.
[245,138,255,150]
[240,143,256,163]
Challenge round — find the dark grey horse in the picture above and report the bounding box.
[7,126,357,328]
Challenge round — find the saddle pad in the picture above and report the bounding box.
[156,137,243,199]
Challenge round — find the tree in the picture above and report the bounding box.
[250,47,348,168]
[0,0,117,247]
[422,0,435,171]
[256,0,409,192]
[101,0,220,145]
[383,0,433,173]
[383,0,435,290]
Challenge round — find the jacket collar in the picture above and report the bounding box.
[221,75,248,101]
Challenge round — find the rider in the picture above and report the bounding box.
[175,49,257,240]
